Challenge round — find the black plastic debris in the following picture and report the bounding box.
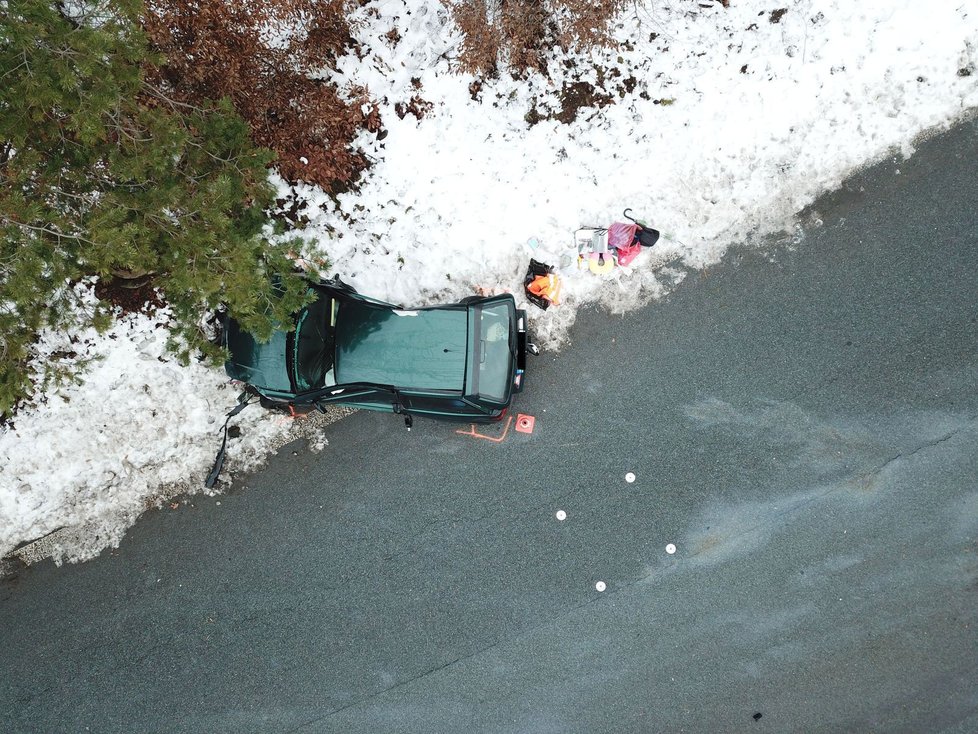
[523,259,556,311]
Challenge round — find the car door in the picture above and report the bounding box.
[402,391,488,420]
[323,386,396,413]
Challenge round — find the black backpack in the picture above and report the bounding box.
[624,208,661,248]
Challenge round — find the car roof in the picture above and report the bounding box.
[334,299,467,391]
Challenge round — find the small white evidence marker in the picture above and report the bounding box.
[625,472,636,483]
[666,543,677,555]
[555,510,567,521]
[595,581,606,592]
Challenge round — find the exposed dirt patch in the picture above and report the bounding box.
[556,81,614,124]
[526,80,616,127]
[395,95,434,120]
[94,276,165,315]
[525,105,544,126]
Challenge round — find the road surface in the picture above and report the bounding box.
[2,120,977,733]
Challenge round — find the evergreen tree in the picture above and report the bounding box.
[0,0,310,416]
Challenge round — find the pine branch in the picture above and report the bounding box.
[0,215,104,248]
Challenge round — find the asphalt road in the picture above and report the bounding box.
[2,120,978,734]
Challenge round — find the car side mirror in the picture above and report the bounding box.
[392,398,413,430]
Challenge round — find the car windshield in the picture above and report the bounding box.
[467,302,514,403]
[293,292,336,391]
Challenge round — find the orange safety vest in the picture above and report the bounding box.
[527,273,561,305]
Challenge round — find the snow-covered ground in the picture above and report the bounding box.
[2,0,976,566]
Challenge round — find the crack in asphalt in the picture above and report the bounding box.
[282,421,978,729]
[275,487,615,731]
[194,485,599,651]
[621,415,978,587]
[283,595,599,733]
[277,482,593,601]
[856,418,977,483]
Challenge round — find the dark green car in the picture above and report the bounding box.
[220,279,530,425]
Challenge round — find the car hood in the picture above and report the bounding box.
[224,320,292,394]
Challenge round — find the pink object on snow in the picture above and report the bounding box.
[616,242,642,266]
[608,222,641,266]
[607,222,639,249]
